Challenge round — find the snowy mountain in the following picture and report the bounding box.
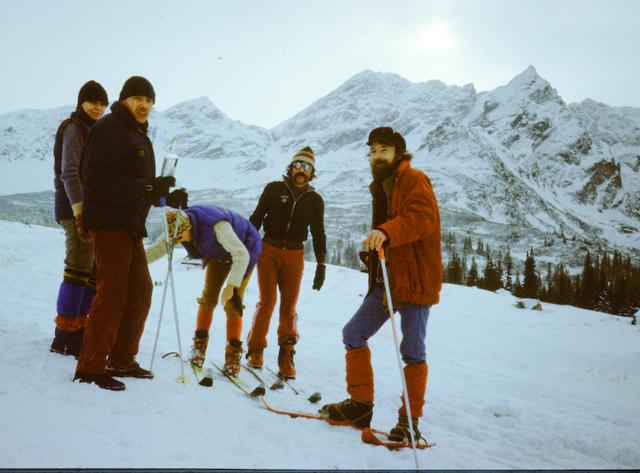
[1,67,639,265]
[1,220,638,469]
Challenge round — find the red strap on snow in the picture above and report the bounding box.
[361,427,433,450]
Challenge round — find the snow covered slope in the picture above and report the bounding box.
[0,220,638,469]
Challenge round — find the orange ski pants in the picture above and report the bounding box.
[247,242,304,349]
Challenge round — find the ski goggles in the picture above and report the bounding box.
[292,161,313,172]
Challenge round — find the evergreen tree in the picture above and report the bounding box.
[467,257,479,287]
[580,251,596,309]
[482,256,502,291]
[461,254,468,284]
[503,249,513,292]
[594,251,610,312]
[444,252,464,285]
[513,270,522,297]
[463,236,473,254]
[522,249,539,298]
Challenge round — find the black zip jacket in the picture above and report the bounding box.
[82,102,156,238]
[250,179,326,260]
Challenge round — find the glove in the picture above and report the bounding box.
[222,285,244,316]
[312,264,326,291]
[75,214,92,243]
[230,291,244,316]
[166,188,188,209]
[151,176,175,201]
[359,250,370,273]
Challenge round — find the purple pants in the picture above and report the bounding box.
[342,285,430,364]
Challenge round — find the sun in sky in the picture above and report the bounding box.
[416,20,456,54]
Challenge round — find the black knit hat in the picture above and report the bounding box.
[366,127,406,155]
[119,76,156,103]
[77,80,109,107]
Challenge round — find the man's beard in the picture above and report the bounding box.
[370,159,393,181]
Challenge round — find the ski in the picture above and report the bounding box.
[265,366,322,403]
[243,363,285,390]
[259,396,433,449]
[161,351,213,387]
[210,362,265,397]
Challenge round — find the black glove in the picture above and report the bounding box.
[166,188,188,209]
[312,264,326,291]
[230,289,244,316]
[151,176,175,200]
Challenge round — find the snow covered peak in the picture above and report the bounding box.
[164,96,227,122]
[484,65,561,109]
[509,65,541,84]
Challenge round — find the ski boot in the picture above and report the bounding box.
[318,398,373,428]
[278,341,296,379]
[388,415,422,443]
[224,338,243,377]
[246,348,263,369]
[190,330,209,370]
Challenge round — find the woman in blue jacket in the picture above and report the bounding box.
[146,205,262,376]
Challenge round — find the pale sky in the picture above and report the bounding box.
[1,0,638,128]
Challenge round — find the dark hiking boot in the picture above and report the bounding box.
[224,339,243,377]
[106,362,154,379]
[190,330,209,369]
[246,348,263,369]
[74,371,126,391]
[50,328,74,355]
[65,329,84,358]
[388,415,421,443]
[318,398,373,428]
[278,342,296,379]
[50,336,67,355]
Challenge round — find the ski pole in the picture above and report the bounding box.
[149,200,177,368]
[149,203,188,383]
[166,205,187,383]
[377,246,420,469]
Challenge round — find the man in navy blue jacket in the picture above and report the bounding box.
[74,76,187,391]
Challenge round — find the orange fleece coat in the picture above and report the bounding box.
[378,160,443,306]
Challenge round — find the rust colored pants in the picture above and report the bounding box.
[76,229,153,374]
[247,242,304,349]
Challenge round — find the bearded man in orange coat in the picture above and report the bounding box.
[319,127,443,443]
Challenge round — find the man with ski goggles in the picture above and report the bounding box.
[246,146,327,380]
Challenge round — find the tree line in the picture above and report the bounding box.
[443,232,639,318]
[317,232,639,318]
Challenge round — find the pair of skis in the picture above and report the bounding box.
[215,362,321,404]
[219,363,430,451]
[243,364,322,404]
[163,353,429,451]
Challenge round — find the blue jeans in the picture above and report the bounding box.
[342,285,430,364]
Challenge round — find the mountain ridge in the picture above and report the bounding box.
[1,66,638,264]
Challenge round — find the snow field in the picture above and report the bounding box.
[0,220,638,469]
